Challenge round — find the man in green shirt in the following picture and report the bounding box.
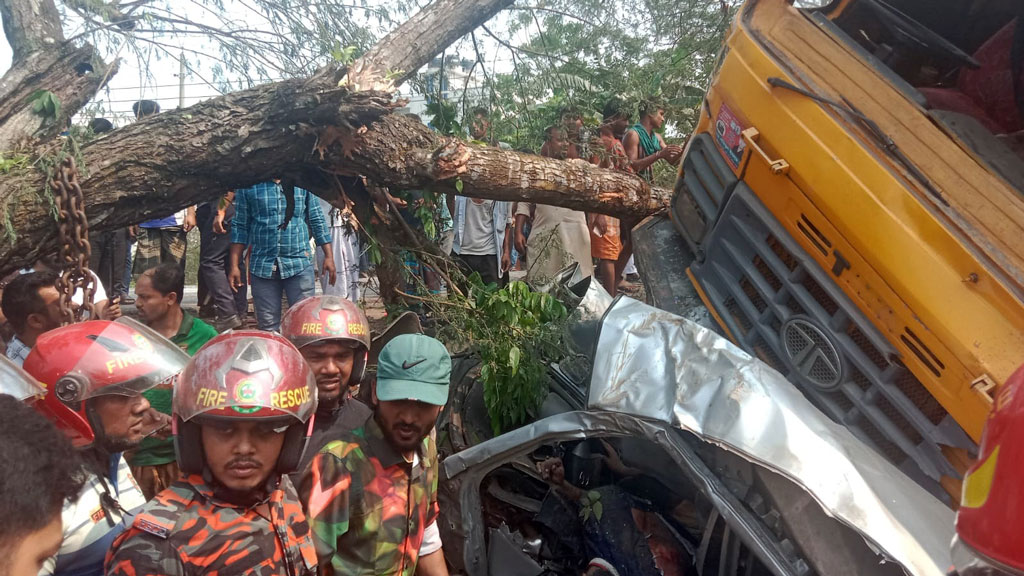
[130,262,218,499]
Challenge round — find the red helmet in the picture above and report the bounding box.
[952,364,1024,575]
[173,331,317,475]
[23,318,190,448]
[280,295,371,386]
[0,356,44,403]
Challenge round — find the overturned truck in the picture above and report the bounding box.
[637,0,1024,505]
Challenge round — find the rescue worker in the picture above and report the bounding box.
[949,364,1024,575]
[104,331,319,576]
[300,334,450,576]
[23,318,190,576]
[279,295,372,480]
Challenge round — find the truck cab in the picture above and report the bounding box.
[653,0,1024,503]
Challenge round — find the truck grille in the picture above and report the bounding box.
[689,184,975,499]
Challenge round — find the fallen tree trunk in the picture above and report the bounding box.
[0,0,671,278]
[348,115,672,217]
[0,104,669,273]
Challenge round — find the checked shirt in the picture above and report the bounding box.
[231,181,332,280]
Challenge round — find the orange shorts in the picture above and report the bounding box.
[591,218,622,261]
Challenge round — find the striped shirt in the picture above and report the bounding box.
[231,182,332,280]
[5,334,30,367]
[41,453,147,576]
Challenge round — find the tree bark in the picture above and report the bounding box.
[348,114,672,218]
[0,0,670,278]
[351,0,516,88]
[0,43,116,149]
[0,0,62,63]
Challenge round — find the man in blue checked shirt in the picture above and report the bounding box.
[228,180,336,331]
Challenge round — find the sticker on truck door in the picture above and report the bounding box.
[715,103,746,168]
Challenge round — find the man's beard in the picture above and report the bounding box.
[100,434,141,453]
[376,413,429,453]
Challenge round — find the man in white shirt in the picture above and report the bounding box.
[452,196,513,287]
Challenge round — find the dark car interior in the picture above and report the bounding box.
[442,428,914,576]
[472,437,784,576]
[477,434,753,573]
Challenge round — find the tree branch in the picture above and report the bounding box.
[0,0,669,280]
[348,0,517,89]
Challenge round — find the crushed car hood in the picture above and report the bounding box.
[588,296,954,576]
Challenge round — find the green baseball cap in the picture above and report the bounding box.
[376,334,451,406]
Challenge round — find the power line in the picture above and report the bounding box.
[92,93,439,105]
[102,79,288,90]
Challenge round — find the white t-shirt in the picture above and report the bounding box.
[17,268,107,319]
[460,199,497,256]
[73,270,107,308]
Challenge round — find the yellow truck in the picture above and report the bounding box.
[644,0,1024,504]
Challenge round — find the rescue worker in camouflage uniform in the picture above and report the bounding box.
[280,295,373,486]
[104,332,320,576]
[300,334,450,576]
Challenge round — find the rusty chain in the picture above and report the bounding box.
[52,156,95,324]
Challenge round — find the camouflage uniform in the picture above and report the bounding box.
[299,417,439,576]
[105,473,318,576]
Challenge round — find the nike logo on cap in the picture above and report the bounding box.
[402,358,426,370]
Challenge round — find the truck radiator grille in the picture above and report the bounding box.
[690,184,975,498]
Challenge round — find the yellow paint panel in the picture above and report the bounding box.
[962,445,999,509]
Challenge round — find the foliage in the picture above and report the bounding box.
[469,279,567,434]
[381,236,569,435]
[27,90,62,123]
[425,100,463,137]
[405,0,737,179]
[0,153,30,174]
[329,42,362,66]
[60,0,411,92]
[579,490,604,522]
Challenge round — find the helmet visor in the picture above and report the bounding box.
[75,317,190,400]
[952,536,1024,576]
[0,356,45,402]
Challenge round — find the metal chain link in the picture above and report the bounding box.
[52,157,95,324]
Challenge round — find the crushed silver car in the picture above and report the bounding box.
[438,279,953,576]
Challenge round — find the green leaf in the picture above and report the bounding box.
[27,90,60,121]
[455,178,464,193]
[592,501,603,521]
[508,346,521,376]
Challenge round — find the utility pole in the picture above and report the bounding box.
[178,52,186,109]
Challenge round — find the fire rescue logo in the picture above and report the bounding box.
[231,378,261,414]
[325,313,346,335]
